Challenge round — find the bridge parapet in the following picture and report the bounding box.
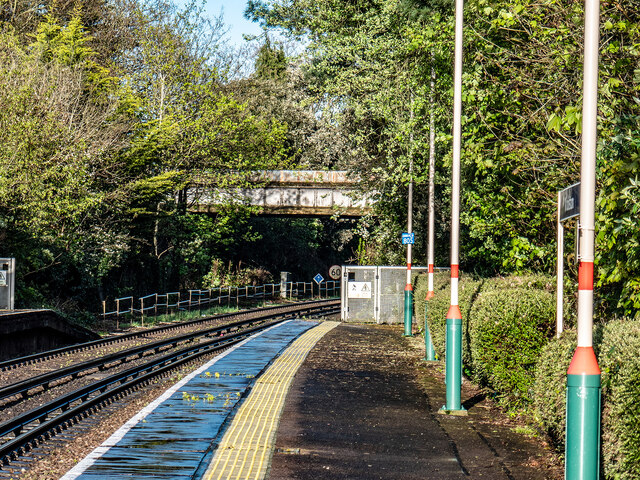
[189,170,374,217]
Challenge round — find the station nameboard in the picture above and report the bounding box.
[559,183,580,222]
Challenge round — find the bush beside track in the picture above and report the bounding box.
[414,273,640,480]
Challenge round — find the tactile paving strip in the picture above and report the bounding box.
[202,321,339,480]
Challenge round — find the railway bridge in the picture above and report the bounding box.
[187,170,374,217]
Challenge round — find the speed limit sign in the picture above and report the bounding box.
[328,265,342,280]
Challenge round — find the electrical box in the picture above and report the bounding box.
[0,258,15,310]
[341,266,429,324]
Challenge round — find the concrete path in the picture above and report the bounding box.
[268,323,562,480]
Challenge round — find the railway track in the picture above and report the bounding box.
[0,299,340,469]
[0,299,338,372]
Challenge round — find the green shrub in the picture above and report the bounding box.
[422,276,482,361]
[532,330,577,449]
[468,287,555,409]
[600,319,640,480]
[414,271,448,333]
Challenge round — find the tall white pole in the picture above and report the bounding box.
[450,0,463,305]
[424,62,438,361]
[556,191,564,338]
[427,63,436,297]
[565,0,601,476]
[576,0,599,351]
[403,95,415,337]
[442,0,465,413]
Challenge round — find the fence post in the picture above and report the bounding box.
[130,297,134,317]
[140,297,144,327]
[154,294,158,319]
[102,300,106,324]
[236,286,239,307]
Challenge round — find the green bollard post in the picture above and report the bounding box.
[423,291,437,361]
[440,305,466,415]
[565,346,601,480]
[403,285,414,337]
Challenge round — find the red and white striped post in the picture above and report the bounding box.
[565,0,602,476]
[403,97,416,337]
[440,0,466,414]
[424,62,437,361]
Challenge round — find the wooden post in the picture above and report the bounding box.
[140,297,144,327]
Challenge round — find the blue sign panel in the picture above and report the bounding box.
[401,233,415,245]
[313,273,324,284]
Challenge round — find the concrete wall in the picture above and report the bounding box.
[0,310,100,361]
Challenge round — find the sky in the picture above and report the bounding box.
[207,1,264,48]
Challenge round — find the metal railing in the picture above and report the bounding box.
[101,281,341,327]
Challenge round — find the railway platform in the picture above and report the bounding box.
[58,320,561,480]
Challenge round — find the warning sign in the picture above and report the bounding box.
[347,281,372,299]
[0,270,6,287]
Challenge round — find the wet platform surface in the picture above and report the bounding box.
[59,321,562,480]
[61,320,322,480]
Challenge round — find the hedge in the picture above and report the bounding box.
[468,287,555,409]
[532,330,577,447]
[414,272,640,479]
[414,273,482,362]
[597,320,640,480]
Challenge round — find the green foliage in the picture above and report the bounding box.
[416,273,555,411]
[596,115,640,319]
[532,331,576,450]
[247,0,640,313]
[599,319,640,480]
[254,36,287,80]
[414,273,482,359]
[468,287,555,409]
[533,320,640,480]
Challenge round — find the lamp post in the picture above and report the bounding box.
[424,62,437,361]
[403,149,415,337]
[564,0,602,477]
[403,95,416,337]
[442,0,465,414]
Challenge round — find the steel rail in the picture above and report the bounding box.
[0,304,340,466]
[0,299,339,371]
[0,309,291,403]
[0,320,280,465]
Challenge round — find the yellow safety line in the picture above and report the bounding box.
[203,321,339,480]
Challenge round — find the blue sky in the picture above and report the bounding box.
[208,1,263,47]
